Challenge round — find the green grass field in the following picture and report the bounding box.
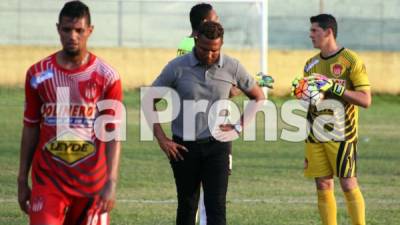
[0,87,399,225]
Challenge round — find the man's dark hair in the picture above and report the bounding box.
[197,21,224,40]
[190,3,213,31]
[310,14,337,39]
[59,1,91,25]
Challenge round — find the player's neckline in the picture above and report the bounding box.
[320,47,345,60]
[52,52,95,74]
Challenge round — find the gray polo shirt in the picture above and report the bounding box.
[152,51,255,140]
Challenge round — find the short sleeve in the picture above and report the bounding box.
[303,57,318,77]
[23,69,42,126]
[349,58,370,91]
[177,37,194,56]
[152,62,177,88]
[105,78,123,101]
[103,72,123,131]
[303,59,310,77]
[235,62,256,92]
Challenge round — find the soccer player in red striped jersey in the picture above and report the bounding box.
[17,1,123,225]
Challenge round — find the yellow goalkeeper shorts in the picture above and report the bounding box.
[304,141,358,178]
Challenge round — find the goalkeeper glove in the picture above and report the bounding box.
[330,82,345,96]
[256,72,274,89]
[291,76,302,96]
[309,73,345,97]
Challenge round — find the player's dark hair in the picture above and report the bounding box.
[59,1,91,25]
[197,21,224,40]
[190,3,213,31]
[310,14,337,39]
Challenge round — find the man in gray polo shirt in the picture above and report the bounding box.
[151,21,264,225]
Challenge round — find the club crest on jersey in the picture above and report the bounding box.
[79,72,104,103]
[45,132,95,166]
[31,196,44,213]
[330,63,345,78]
[30,69,54,89]
[304,58,319,72]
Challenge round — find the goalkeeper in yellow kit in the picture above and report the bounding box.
[295,14,371,225]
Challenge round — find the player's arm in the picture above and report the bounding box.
[239,85,265,126]
[230,73,274,98]
[154,122,188,161]
[341,89,371,108]
[98,77,123,213]
[219,63,265,136]
[308,74,372,108]
[245,85,265,101]
[18,69,42,214]
[105,141,121,186]
[217,84,265,141]
[344,58,372,108]
[312,57,371,108]
[145,63,188,161]
[17,125,39,214]
[236,63,265,126]
[98,140,121,213]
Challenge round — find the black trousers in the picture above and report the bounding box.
[171,136,231,225]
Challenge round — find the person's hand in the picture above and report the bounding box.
[309,73,345,97]
[256,72,274,88]
[98,180,117,213]
[157,137,188,161]
[212,124,240,142]
[229,86,241,98]
[308,73,333,92]
[18,180,31,214]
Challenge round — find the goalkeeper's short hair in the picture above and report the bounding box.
[310,14,337,39]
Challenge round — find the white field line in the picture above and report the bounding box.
[1,198,399,205]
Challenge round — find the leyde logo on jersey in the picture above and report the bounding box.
[45,132,95,166]
[330,63,345,78]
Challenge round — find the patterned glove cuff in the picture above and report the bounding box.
[332,83,345,96]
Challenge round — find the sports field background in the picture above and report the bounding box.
[0,89,399,225]
[1,46,400,96]
[1,0,400,224]
[1,0,400,95]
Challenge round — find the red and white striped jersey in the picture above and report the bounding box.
[24,52,122,197]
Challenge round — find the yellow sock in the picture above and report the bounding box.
[317,189,337,225]
[344,187,366,225]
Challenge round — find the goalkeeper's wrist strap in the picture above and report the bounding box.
[331,83,345,96]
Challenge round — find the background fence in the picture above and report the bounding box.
[1,0,400,50]
[0,0,399,94]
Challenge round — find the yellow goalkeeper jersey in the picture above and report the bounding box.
[303,47,371,143]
